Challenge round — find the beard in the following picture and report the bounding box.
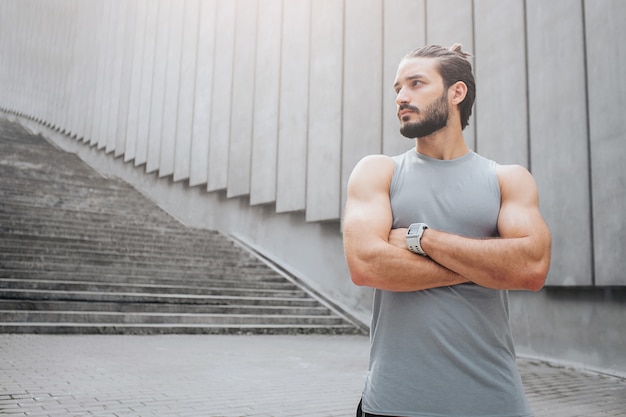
[399,92,449,139]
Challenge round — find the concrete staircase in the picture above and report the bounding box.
[0,118,361,334]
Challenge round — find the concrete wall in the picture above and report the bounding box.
[1,0,625,374]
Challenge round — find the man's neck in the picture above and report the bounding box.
[415,128,469,160]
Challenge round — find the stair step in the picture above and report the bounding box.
[0,310,346,325]
[0,289,322,307]
[0,278,308,298]
[0,299,331,316]
[0,323,359,335]
[0,269,293,286]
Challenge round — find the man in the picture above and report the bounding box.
[343,44,552,417]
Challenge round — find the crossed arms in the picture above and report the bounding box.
[342,155,552,292]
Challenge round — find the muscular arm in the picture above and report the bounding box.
[342,155,468,291]
[390,164,552,291]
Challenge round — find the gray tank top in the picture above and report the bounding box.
[361,150,533,417]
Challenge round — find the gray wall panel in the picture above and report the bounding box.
[341,0,383,217]
[585,0,626,286]
[59,0,78,134]
[173,0,201,183]
[125,0,148,161]
[146,0,171,173]
[382,0,424,156]
[135,1,159,166]
[67,0,84,138]
[207,0,236,192]
[189,0,216,187]
[83,0,100,140]
[98,0,119,150]
[105,0,126,153]
[114,0,137,157]
[89,1,109,146]
[159,1,184,177]
[250,0,282,206]
[227,0,257,198]
[0,2,12,110]
[276,0,310,214]
[526,0,591,286]
[474,0,528,166]
[425,0,476,150]
[306,0,343,222]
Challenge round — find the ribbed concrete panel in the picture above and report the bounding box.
[159,1,184,177]
[104,0,126,153]
[102,0,125,151]
[54,1,65,130]
[341,0,383,218]
[425,0,475,150]
[93,1,114,149]
[207,0,239,191]
[88,1,108,146]
[382,0,424,157]
[64,1,79,134]
[67,0,84,138]
[0,2,12,110]
[207,0,236,192]
[125,0,148,161]
[146,0,172,173]
[37,0,49,120]
[585,1,626,286]
[474,0,528,166]
[173,0,200,183]
[49,1,61,126]
[134,1,159,166]
[276,0,310,214]
[35,1,48,124]
[527,0,591,286]
[189,0,216,186]
[57,0,73,132]
[16,0,26,113]
[227,0,257,198]
[189,0,216,187]
[250,0,282,206]
[306,0,343,222]
[8,0,21,113]
[62,0,78,134]
[114,0,137,157]
[73,1,94,141]
[82,1,101,142]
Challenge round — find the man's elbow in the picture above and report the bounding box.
[347,260,376,287]
[522,259,550,291]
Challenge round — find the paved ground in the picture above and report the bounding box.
[0,334,625,417]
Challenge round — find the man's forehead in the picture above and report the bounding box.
[394,57,440,83]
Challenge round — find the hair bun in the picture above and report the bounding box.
[449,43,473,58]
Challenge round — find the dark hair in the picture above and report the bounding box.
[404,44,476,130]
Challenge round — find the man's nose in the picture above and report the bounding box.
[395,89,409,105]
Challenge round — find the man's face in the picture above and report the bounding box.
[393,57,449,139]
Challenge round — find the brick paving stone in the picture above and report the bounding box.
[0,334,625,416]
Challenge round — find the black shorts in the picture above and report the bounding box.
[356,399,395,417]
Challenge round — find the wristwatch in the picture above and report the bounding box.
[406,223,429,256]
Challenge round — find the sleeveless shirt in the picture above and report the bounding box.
[361,150,533,417]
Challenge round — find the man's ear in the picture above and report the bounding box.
[449,81,468,105]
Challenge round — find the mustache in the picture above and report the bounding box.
[398,103,419,114]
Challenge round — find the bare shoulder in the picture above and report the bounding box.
[347,154,396,191]
[495,164,539,204]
